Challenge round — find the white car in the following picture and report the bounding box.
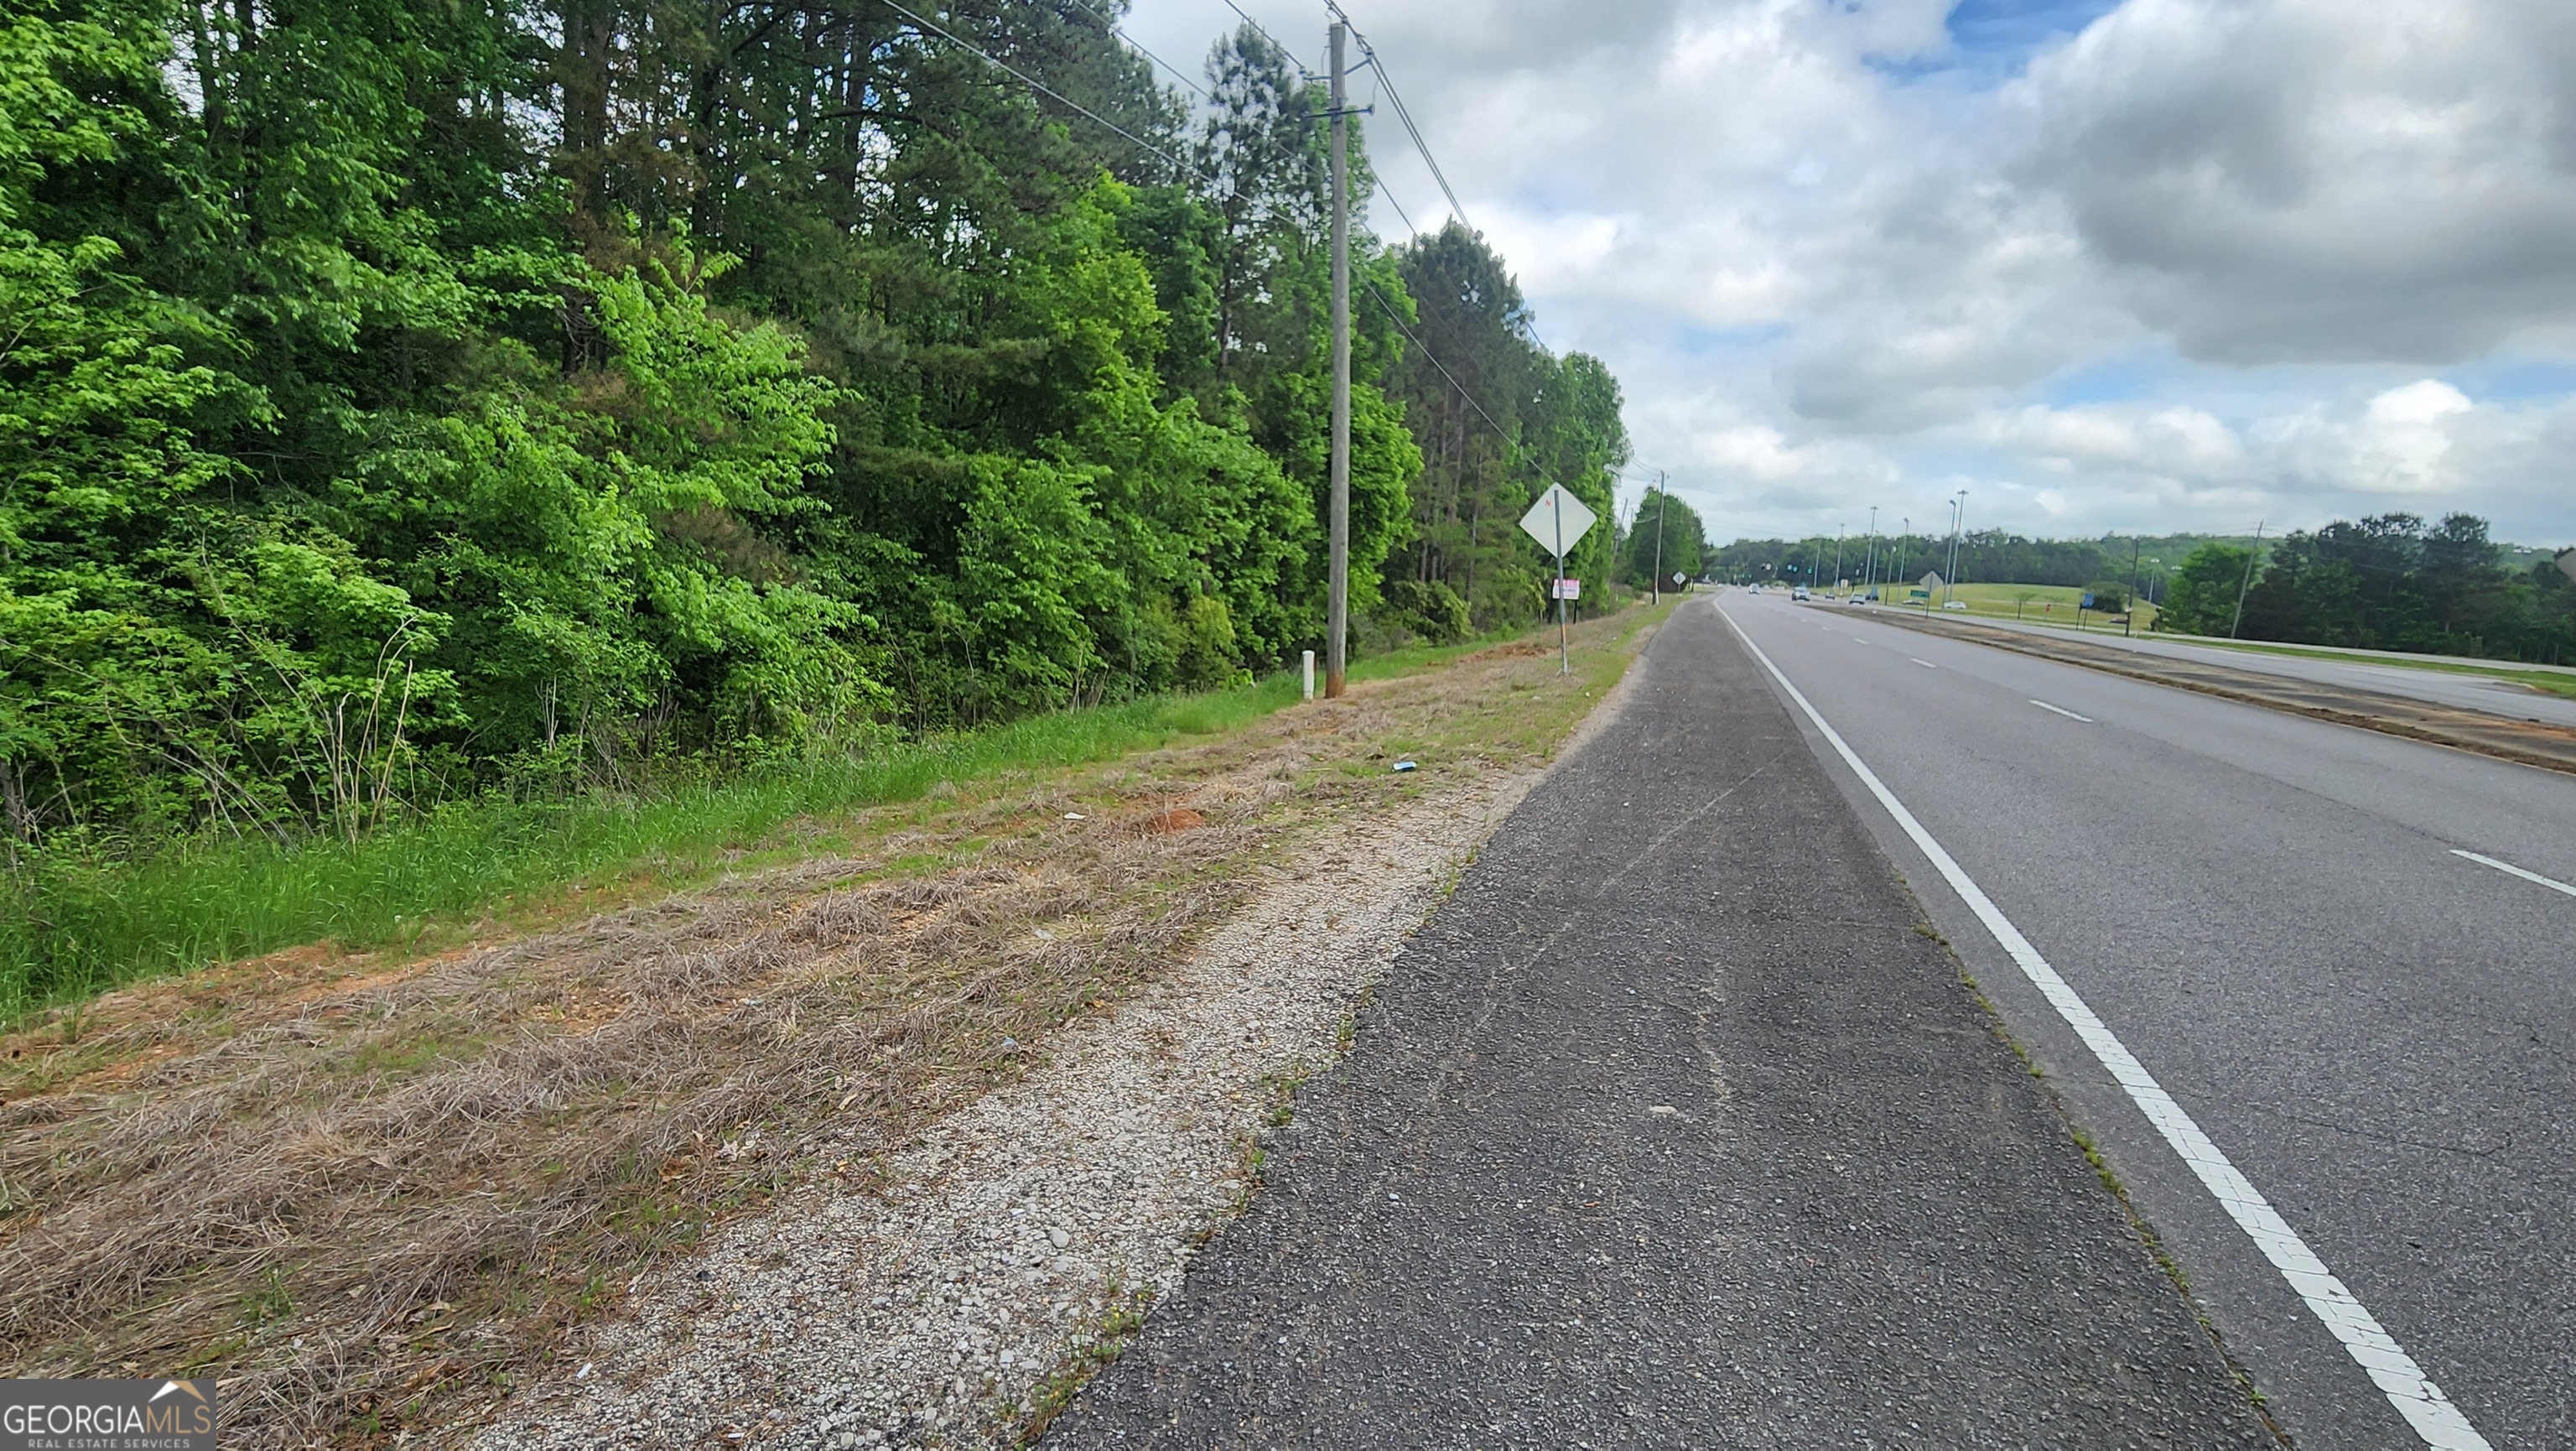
[1791,585,1811,601]
[1942,600,1968,611]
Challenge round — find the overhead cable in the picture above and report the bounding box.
[1374,179,1420,238]
[880,0,1203,179]
[1326,2,1470,231]
[1362,279,1517,450]
[889,0,1540,482]
[1061,0,1209,100]
[1220,0,1317,79]
[1328,1,1553,356]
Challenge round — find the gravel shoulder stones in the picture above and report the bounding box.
[465,765,1554,1450]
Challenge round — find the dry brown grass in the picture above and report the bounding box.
[0,607,1663,1447]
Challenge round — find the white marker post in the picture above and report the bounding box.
[1301,649,1316,701]
[1518,485,1598,677]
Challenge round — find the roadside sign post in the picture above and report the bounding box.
[1518,485,1597,676]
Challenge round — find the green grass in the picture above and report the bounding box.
[2134,633,2576,700]
[1863,581,2159,631]
[0,626,1591,1021]
[1871,581,2576,700]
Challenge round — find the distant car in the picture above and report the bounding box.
[1791,585,1811,601]
[1942,600,1968,611]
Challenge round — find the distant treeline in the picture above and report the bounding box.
[2161,514,2575,664]
[2,2,1630,852]
[1700,531,2231,592]
[1705,517,2574,664]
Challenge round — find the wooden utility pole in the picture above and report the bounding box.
[1650,471,1667,603]
[1325,21,1352,697]
[2231,521,2264,639]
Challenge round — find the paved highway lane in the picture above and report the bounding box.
[1888,608,2576,730]
[1719,590,2576,1450]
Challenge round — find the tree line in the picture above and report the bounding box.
[0,0,1628,850]
[1700,530,2242,596]
[2160,514,2575,663]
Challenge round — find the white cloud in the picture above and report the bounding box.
[1123,0,2576,544]
[1972,403,2247,478]
[2021,0,2576,364]
[2350,380,2476,493]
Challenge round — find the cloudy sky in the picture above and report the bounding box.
[1121,0,2576,547]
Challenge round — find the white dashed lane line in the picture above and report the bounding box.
[2029,699,2094,723]
[2449,849,2576,901]
[1910,658,1937,669]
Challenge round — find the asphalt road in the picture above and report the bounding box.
[1721,590,2575,1450]
[1045,604,2270,1448]
[1859,605,2576,731]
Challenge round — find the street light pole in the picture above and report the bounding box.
[1937,494,1957,608]
[1862,506,1877,602]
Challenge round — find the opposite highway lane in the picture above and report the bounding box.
[1893,610,2576,731]
[1722,591,2574,1449]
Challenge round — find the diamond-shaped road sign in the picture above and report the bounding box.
[1516,485,1597,559]
[2558,547,2575,585]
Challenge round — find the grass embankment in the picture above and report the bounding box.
[1902,587,2576,701]
[1867,581,2160,631]
[0,601,1668,1449]
[1839,581,2576,699]
[0,633,1532,1020]
[2142,633,2576,701]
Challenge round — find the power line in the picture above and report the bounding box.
[1329,1,1555,357]
[1326,2,1467,230]
[1059,0,1208,100]
[1362,278,1518,453]
[1219,0,1317,80]
[880,0,1203,179]
[1374,179,1419,238]
[891,0,1546,493]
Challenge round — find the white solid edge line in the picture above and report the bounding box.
[1712,600,2492,1451]
[2449,848,2576,900]
[2029,699,2095,723]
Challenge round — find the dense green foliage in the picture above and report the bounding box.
[1381,223,1626,637]
[0,0,1628,862]
[2156,543,2261,636]
[1619,486,1706,587]
[2166,514,2576,662]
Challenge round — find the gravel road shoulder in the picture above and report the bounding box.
[460,623,1661,1449]
[468,766,1538,1449]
